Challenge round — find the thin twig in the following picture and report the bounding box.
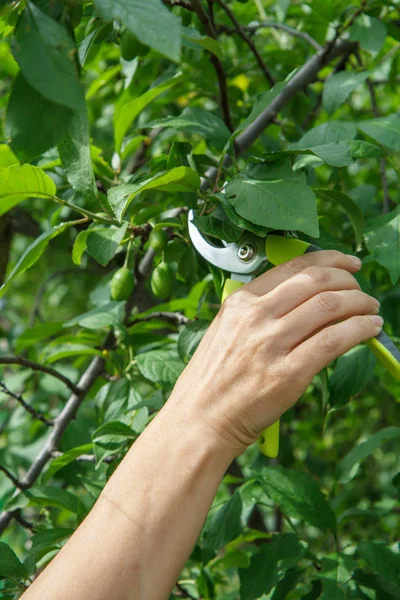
[51,451,116,464]
[190,0,234,131]
[0,356,82,397]
[0,465,23,489]
[131,311,191,326]
[221,21,322,52]
[0,381,53,427]
[215,0,276,85]
[14,510,35,531]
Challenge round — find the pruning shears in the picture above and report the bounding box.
[188,210,400,458]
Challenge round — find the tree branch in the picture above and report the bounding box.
[131,311,191,326]
[0,356,82,397]
[190,0,233,131]
[51,451,116,464]
[215,0,276,85]
[238,22,322,52]
[0,381,53,427]
[0,465,23,490]
[163,0,195,10]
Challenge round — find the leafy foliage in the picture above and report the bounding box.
[0,0,399,599]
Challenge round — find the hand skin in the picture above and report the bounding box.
[21,251,383,600]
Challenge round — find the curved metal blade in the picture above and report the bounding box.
[188,209,267,276]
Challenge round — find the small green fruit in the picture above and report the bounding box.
[120,30,149,60]
[111,267,135,301]
[149,229,168,252]
[151,262,174,299]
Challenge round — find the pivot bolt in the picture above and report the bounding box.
[238,243,256,262]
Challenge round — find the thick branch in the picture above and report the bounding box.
[0,356,82,396]
[0,381,53,427]
[215,0,276,85]
[190,0,233,131]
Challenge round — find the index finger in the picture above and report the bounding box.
[246,250,362,296]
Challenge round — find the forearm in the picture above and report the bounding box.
[23,396,234,600]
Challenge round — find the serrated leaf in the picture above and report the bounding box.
[191,209,242,243]
[13,2,84,111]
[114,72,182,153]
[0,222,74,297]
[86,224,127,266]
[30,529,73,557]
[145,107,231,151]
[136,349,185,385]
[64,302,125,330]
[6,73,73,163]
[337,426,400,483]
[94,0,181,62]
[349,15,387,54]
[178,320,209,363]
[357,114,400,152]
[0,164,56,217]
[225,160,319,237]
[329,347,376,409]
[322,71,371,115]
[58,107,97,199]
[92,421,136,444]
[309,142,353,167]
[177,245,197,283]
[44,444,94,483]
[364,207,400,284]
[316,189,364,249]
[239,534,305,600]
[204,492,243,551]
[108,167,200,221]
[219,194,269,236]
[290,121,357,150]
[357,542,400,595]
[261,466,336,532]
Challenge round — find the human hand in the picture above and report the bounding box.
[170,250,383,457]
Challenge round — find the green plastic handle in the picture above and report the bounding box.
[266,235,400,381]
[222,278,279,458]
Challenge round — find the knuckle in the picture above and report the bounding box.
[350,315,369,333]
[316,291,342,314]
[285,255,307,274]
[326,249,345,263]
[318,328,340,354]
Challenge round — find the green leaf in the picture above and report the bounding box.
[239,534,305,600]
[322,71,371,115]
[136,349,185,385]
[58,107,97,199]
[337,427,400,483]
[177,245,197,283]
[204,492,243,550]
[219,194,269,237]
[329,347,376,409]
[30,529,73,557]
[182,27,223,59]
[235,80,286,135]
[191,208,243,243]
[364,207,400,284]
[29,486,81,514]
[114,72,182,153]
[0,542,28,581]
[93,420,137,443]
[145,107,231,151]
[86,224,128,267]
[309,142,353,167]
[108,167,200,221]
[290,121,357,149]
[42,343,102,364]
[0,144,18,167]
[347,139,383,159]
[13,2,84,111]
[225,160,319,237]
[316,189,364,250]
[178,320,209,363]
[6,73,73,163]
[349,15,387,54]
[44,444,94,483]
[261,466,336,532]
[94,0,181,62]
[15,321,64,353]
[72,229,91,265]
[0,222,74,297]
[357,542,400,595]
[0,164,56,217]
[64,301,125,330]
[357,114,400,152]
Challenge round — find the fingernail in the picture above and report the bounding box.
[369,315,384,327]
[349,255,362,268]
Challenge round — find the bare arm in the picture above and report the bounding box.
[22,250,382,600]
